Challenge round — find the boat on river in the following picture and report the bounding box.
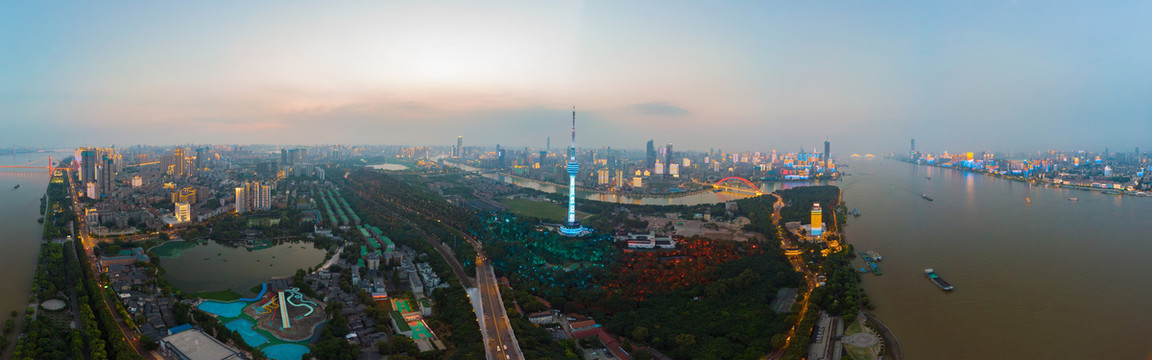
[922,194,934,201]
[925,268,954,291]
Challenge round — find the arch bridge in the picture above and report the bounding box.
[713,176,762,195]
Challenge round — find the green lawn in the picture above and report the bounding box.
[191,289,242,301]
[499,198,590,222]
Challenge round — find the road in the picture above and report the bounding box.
[767,193,819,360]
[64,169,159,360]
[476,259,524,360]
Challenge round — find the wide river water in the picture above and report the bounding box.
[0,151,65,357]
[840,158,1152,359]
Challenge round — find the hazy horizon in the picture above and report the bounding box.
[3,1,1150,154]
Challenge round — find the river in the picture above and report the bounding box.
[0,151,64,357]
[840,158,1152,359]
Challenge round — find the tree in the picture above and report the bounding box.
[674,333,696,347]
[391,335,418,356]
[631,326,649,342]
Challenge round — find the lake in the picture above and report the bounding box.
[157,241,326,294]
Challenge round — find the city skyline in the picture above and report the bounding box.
[3,1,1150,153]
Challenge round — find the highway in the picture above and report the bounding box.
[345,172,525,360]
[476,258,524,360]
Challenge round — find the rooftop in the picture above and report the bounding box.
[162,328,245,360]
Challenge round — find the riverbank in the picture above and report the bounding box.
[895,158,1150,197]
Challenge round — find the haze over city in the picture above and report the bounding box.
[3,1,1150,152]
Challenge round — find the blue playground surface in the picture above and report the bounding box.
[197,300,248,318]
[225,319,268,347]
[263,344,311,360]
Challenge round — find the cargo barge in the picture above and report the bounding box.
[925,268,953,291]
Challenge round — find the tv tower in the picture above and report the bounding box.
[561,107,588,236]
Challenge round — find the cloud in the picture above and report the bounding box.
[627,101,690,116]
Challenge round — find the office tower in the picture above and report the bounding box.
[664,144,673,177]
[281,149,289,165]
[646,140,656,171]
[175,202,191,223]
[561,108,586,236]
[456,136,463,157]
[669,163,679,178]
[911,138,916,157]
[810,203,823,236]
[546,137,550,153]
[824,140,831,171]
[81,150,96,184]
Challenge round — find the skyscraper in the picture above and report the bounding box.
[195,147,209,172]
[824,140,831,172]
[561,108,587,236]
[645,140,656,171]
[99,157,114,197]
[456,136,463,157]
[174,148,187,176]
[235,187,247,214]
[81,150,96,184]
[664,144,674,177]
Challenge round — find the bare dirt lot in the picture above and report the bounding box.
[640,214,765,242]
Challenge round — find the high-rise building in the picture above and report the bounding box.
[257,183,271,210]
[86,182,98,199]
[174,148,187,176]
[810,203,823,236]
[281,149,289,165]
[824,140,831,171]
[669,163,679,178]
[81,150,96,184]
[195,147,209,171]
[664,144,674,177]
[131,176,142,188]
[175,202,191,223]
[456,136,463,157]
[99,157,114,197]
[645,140,656,171]
[597,169,609,185]
[235,187,247,214]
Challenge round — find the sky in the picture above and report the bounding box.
[2,1,1150,154]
